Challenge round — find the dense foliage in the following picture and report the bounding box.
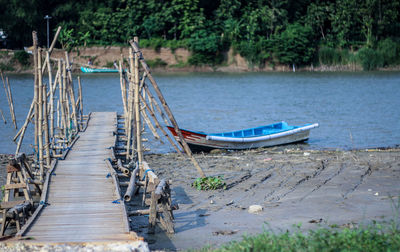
[1,0,400,68]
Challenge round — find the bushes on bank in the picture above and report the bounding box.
[211,223,400,252]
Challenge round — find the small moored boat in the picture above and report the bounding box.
[80,66,119,73]
[167,121,319,152]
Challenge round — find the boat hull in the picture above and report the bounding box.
[80,66,119,73]
[167,123,317,152]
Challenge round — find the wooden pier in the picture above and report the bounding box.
[17,112,134,243]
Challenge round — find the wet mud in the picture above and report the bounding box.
[141,146,400,250]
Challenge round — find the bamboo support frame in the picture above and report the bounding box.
[129,40,205,177]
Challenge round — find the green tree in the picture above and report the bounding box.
[273,23,316,67]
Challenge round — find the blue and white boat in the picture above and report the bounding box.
[167,122,319,152]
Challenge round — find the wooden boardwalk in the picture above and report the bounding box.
[20,112,133,243]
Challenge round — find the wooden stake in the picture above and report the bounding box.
[139,93,181,153]
[143,84,169,126]
[129,40,205,177]
[134,37,143,166]
[65,52,78,131]
[32,31,39,155]
[46,51,54,140]
[77,76,83,127]
[124,166,139,202]
[37,48,44,180]
[15,100,34,155]
[43,83,51,169]
[5,77,17,129]
[126,48,135,161]
[119,61,128,117]
[0,109,6,124]
[140,107,162,143]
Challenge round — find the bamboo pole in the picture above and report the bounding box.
[5,77,17,129]
[129,40,205,177]
[126,48,135,161]
[124,166,139,202]
[42,83,51,168]
[41,26,62,74]
[141,106,162,143]
[65,52,78,131]
[144,84,169,126]
[46,51,54,140]
[0,109,6,124]
[134,37,143,165]
[119,61,128,117]
[33,32,39,155]
[61,60,67,139]
[37,48,44,179]
[0,72,15,128]
[77,76,83,127]
[15,100,34,155]
[139,93,181,153]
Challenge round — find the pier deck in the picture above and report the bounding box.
[20,112,132,243]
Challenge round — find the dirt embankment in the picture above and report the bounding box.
[4,47,400,74]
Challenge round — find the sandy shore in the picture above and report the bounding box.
[139,146,400,250]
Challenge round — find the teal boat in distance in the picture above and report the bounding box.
[80,66,119,73]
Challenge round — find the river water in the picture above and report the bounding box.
[0,71,399,155]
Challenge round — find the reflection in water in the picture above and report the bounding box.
[0,71,399,154]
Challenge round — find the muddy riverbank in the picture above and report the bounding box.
[140,146,400,250]
[1,146,399,251]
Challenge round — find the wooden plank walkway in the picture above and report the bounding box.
[21,112,133,243]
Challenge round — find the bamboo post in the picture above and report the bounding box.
[141,107,162,142]
[15,100,34,155]
[33,31,39,155]
[139,93,181,152]
[61,60,67,139]
[124,166,139,202]
[129,40,205,177]
[0,72,16,128]
[5,77,17,129]
[126,48,135,161]
[0,109,6,124]
[119,61,128,117]
[41,26,62,74]
[143,84,170,126]
[77,76,83,127]
[42,83,51,168]
[49,26,61,55]
[134,37,143,166]
[65,52,78,131]
[46,51,54,140]
[37,48,44,180]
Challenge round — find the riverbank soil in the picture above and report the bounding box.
[140,146,400,250]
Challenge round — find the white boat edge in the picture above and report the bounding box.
[206,123,319,143]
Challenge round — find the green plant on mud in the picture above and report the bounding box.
[192,176,226,191]
[197,221,400,252]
